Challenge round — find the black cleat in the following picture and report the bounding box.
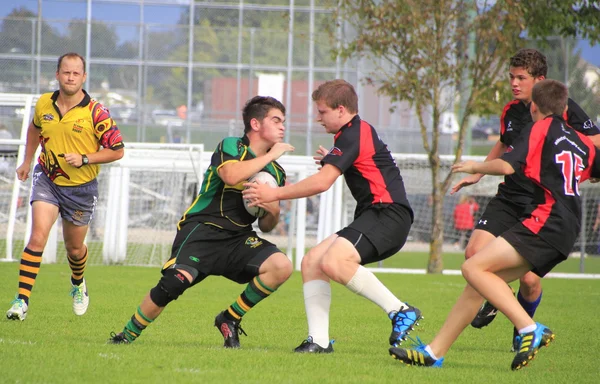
[294,337,334,353]
[470,301,498,329]
[511,327,520,352]
[214,311,246,348]
[108,331,130,344]
[389,346,444,367]
[511,323,554,370]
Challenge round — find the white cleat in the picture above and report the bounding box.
[6,297,28,321]
[70,279,89,316]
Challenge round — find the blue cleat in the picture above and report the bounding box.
[389,337,443,367]
[511,322,555,370]
[389,305,422,346]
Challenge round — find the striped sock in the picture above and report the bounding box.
[123,306,154,342]
[225,276,275,321]
[18,248,43,305]
[68,247,88,286]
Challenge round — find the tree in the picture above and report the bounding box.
[538,37,599,120]
[334,0,600,273]
[524,1,600,45]
[0,7,66,55]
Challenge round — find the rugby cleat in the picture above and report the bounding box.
[511,323,555,370]
[6,297,28,321]
[293,337,334,353]
[214,311,246,348]
[107,331,130,344]
[389,337,444,367]
[470,300,498,329]
[70,278,89,316]
[389,305,422,347]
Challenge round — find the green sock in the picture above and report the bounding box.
[225,276,275,321]
[123,306,153,342]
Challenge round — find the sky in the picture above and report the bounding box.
[2,0,600,66]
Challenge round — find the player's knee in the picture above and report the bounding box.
[275,256,293,282]
[464,241,480,260]
[319,259,336,279]
[460,258,476,281]
[149,269,192,307]
[519,272,541,292]
[264,253,293,284]
[319,252,345,280]
[27,233,49,250]
[300,249,322,273]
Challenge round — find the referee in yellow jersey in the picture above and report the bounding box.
[6,52,124,321]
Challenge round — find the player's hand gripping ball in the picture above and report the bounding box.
[244,171,278,218]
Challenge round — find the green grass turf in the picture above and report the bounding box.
[3,237,600,274]
[0,262,599,383]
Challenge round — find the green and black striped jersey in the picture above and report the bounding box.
[178,135,286,232]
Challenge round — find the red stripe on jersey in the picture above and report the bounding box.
[522,119,552,233]
[354,121,392,204]
[522,188,554,234]
[523,118,551,185]
[500,100,520,136]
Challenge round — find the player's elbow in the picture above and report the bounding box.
[218,170,240,186]
[258,216,278,233]
[501,162,515,175]
[113,148,125,160]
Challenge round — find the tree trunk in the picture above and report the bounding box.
[427,188,445,273]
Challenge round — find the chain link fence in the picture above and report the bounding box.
[2,0,559,155]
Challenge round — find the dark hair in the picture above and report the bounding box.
[242,96,286,133]
[509,49,547,78]
[311,79,358,113]
[531,79,568,116]
[57,52,86,73]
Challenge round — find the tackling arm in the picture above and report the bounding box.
[452,158,515,176]
[242,164,341,205]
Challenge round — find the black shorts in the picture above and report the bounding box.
[337,203,412,265]
[162,222,282,284]
[501,222,567,277]
[475,197,526,237]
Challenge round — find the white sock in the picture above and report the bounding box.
[303,280,331,348]
[345,265,406,314]
[424,345,439,360]
[518,324,537,334]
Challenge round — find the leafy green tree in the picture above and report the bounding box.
[538,38,599,120]
[0,7,66,55]
[524,1,600,45]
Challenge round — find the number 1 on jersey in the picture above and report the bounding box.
[556,150,584,196]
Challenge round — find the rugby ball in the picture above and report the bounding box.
[244,171,278,217]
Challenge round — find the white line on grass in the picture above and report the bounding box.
[367,268,600,279]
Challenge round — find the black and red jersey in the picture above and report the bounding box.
[497,98,599,205]
[502,115,600,255]
[321,115,413,220]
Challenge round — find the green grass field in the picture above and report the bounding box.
[1,260,599,383]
